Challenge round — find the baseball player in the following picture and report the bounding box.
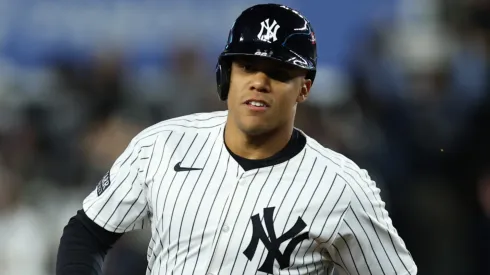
[56,4,417,275]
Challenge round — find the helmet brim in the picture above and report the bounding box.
[220,41,316,71]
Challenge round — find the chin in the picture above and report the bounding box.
[242,128,269,136]
[231,113,275,136]
[239,123,272,136]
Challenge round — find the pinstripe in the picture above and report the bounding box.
[239,159,290,274]
[153,224,166,274]
[153,132,187,267]
[339,172,412,274]
[252,150,307,274]
[204,181,239,275]
[344,221,373,275]
[331,243,352,275]
[135,122,225,143]
[115,189,146,231]
[113,135,159,231]
[341,171,381,222]
[280,157,317,235]
[100,173,139,227]
[179,139,224,275]
[319,247,345,274]
[162,133,202,273]
[316,204,350,248]
[80,111,415,275]
[111,147,135,169]
[217,169,261,273]
[163,114,228,124]
[349,202,393,273]
[298,172,340,264]
[345,167,413,274]
[338,232,360,275]
[85,148,139,213]
[276,157,317,274]
[316,252,329,275]
[237,159,290,273]
[113,143,155,167]
[151,132,184,217]
[209,195,232,263]
[306,144,343,167]
[341,221,374,274]
[190,155,231,275]
[141,131,172,273]
[344,166,385,222]
[302,182,348,274]
[148,238,157,260]
[204,153,243,274]
[132,112,225,139]
[229,166,275,274]
[289,165,328,273]
[147,132,173,188]
[171,130,222,274]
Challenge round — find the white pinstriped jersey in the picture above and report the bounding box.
[82,110,417,275]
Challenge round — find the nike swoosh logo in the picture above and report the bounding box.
[174,162,203,172]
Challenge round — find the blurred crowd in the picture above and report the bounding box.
[0,0,490,275]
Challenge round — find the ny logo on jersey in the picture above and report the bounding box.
[257,19,280,42]
[243,207,309,273]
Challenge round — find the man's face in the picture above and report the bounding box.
[227,56,312,136]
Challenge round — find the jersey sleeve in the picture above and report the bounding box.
[326,163,417,275]
[82,137,150,233]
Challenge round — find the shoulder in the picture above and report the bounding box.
[129,111,228,148]
[301,129,376,193]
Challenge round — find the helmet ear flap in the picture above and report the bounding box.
[216,57,231,101]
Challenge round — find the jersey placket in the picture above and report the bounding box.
[206,168,254,275]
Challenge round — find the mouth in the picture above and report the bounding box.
[243,99,270,112]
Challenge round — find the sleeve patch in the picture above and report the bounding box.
[96,172,111,196]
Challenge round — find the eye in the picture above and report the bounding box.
[267,69,294,82]
[239,62,255,73]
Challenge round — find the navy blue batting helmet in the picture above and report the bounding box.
[216,3,317,101]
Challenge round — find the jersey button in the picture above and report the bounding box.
[222,225,230,232]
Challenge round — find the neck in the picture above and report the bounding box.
[224,119,294,160]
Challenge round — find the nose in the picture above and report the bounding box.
[249,71,271,93]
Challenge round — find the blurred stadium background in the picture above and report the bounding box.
[0,0,489,274]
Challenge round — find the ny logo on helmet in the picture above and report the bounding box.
[258,19,280,43]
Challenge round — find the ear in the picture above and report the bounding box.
[296,79,312,103]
